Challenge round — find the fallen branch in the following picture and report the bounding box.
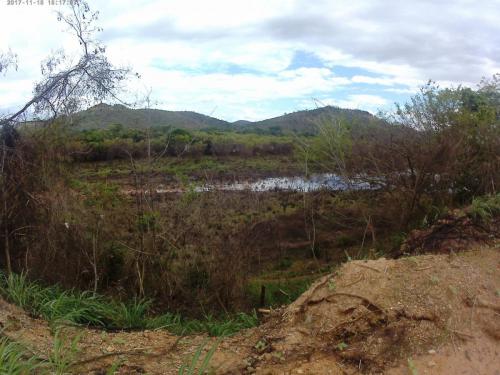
[450,329,475,339]
[70,335,184,368]
[307,292,386,315]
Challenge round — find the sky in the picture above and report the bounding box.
[0,0,499,122]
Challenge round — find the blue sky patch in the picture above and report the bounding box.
[287,50,325,70]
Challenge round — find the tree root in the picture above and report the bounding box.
[307,292,386,316]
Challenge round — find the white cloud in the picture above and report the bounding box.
[1,0,499,121]
[323,95,389,114]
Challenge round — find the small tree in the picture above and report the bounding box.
[0,0,133,274]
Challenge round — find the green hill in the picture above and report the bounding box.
[236,106,386,135]
[73,103,231,130]
[72,103,387,135]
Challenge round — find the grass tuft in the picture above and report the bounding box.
[0,338,39,374]
[0,272,258,337]
[469,193,500,223]
[179,338,220,375]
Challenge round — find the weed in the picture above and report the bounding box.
[254,339,268,353]
[109,298,153,329]
[179,338,220,375]
[106,360,123,375]
[336,234,357,248]
[0,272,42,310]
[247,277,313,307]
[328,280,336,291]
[48,330,81,375]
[276,257,293,270]
[469,193,500,223]
[430,275,440,285]
[0,271,259,337]
[0,338,39,374]
[336,342,348,351]
[407,358,418,375]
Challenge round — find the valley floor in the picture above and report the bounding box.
[1,243,498,374]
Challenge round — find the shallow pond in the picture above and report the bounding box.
[195,173,374,192]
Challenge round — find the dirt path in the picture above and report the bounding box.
[1,245,499,374]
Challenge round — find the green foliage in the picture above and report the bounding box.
[179,338,220,375]
[152,311,258,337]
[0,333,84,375]
[407,358,418,375]
[106,360,123,375]
[328,280,336,291]
[136,211,160,232]
[38,290,110,328]
[181,183,201,206]
[312,118,352,174]
[389,232,406,250]
[276,257,293,270]
[469,193,500,222]
[335,234,357,248]
[247,277,313,307]
[77,181,123,211]
[0,338,39,374]
[48,330,81,375]
[392,80,499,201]
[110,298,154,329]
[0,272,42,310]
[336,342,348,351]
[0,272,258,336]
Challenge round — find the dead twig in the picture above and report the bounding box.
[308,292,386,315]
[258,308,272,314]
[353,263,381,273]
[416,265,434,271]
[450,329,475,340]
[339,275,364,288]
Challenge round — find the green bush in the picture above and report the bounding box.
[469,193,500,222]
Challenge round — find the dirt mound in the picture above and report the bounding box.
[0,245,498,374]
[224,245,500,374]
[400,211,499,255]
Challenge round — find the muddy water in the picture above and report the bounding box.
[152,173,375,193]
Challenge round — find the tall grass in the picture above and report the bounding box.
[48,330,81,375]
[179,338,221,375]
[0,272,258,336]
[0,330,84,374]
[469,193,500,223]
[0,338,40,374]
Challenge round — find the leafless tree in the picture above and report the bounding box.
[0,0,132,127]
[0,0,133,274]
[0,49,17,75]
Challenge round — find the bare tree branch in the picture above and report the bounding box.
[0,0,132,127]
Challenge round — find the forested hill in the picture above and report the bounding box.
[73,103,386,135]
[73,103,231,131]
[237,106,386,135]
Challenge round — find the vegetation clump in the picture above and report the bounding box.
[0,272,257,336]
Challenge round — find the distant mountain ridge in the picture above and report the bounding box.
[73,103,230,130]
[241,106,385,135]
[73,103,386,134]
